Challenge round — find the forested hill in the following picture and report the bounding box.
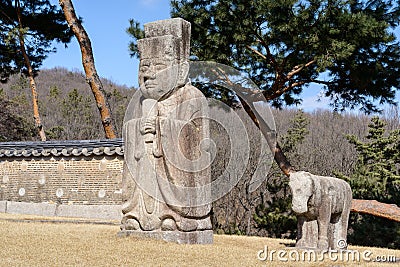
[0,67,135,141]
[0,67,397,178]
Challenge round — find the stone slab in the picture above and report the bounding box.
[118,230,213,244]
[0,201,6,213]
[56,204,121,220]
[6,201,57,217]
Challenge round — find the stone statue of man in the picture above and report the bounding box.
[119,18,212,244]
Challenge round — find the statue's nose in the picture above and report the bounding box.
[144,70,156,80]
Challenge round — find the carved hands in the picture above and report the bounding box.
[140,116,157,135]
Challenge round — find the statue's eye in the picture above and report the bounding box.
[140,65,150,72]
[155,64,166,71]
[296,189,301,193]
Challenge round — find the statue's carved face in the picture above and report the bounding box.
[139,57,178,100]
[289,172,313,214]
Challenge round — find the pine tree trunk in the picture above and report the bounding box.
[238,96,295,176]
[16,0,46,141]
[273,143,294,176]
[59,0,117,139]
[351,199,400,222]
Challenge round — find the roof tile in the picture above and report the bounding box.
[0,139,124,158]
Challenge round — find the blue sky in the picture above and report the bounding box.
[43,0,171,88]
[42,0,399,111]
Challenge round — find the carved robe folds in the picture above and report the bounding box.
[120,84,212,243]
[119,17,212,244]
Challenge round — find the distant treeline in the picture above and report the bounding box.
[1,67,398,142]
[0,67,134,141]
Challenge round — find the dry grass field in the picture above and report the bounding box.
[0,213,399,267]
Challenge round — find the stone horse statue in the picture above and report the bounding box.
[289,171,352,250]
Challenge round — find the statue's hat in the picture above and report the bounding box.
[138,18,191,62]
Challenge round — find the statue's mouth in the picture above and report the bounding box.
[145,81,157,89]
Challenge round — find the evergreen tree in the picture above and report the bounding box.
[0,0,73,81]
[281,110,310,155]
[128,0,400,113]
[341,117,400,204]
[1,0,73,140]
[338,116,400,248]
[128,0,400,178]
[0,93,35,141]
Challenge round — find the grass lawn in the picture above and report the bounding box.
[0,213,398,266]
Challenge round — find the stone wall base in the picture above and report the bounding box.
[0,201,121,221]
[118,229,213,244]
[0,201,6,213]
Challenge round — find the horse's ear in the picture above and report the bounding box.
[304,172,314,189]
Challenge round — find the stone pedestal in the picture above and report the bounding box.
[118,230,213,244]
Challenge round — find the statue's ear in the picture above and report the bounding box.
[303,172,314,190]
[177,61,189,86]
[309,175,316,194]
[303,171,311,177]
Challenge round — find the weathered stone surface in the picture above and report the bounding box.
[2,201,121,220]
[118,230,213,245]
[6,201,57,217]
[289,171,352,250]
[143,18,190,61]
[56,204,121,220]
[120,18,212,244]
[0,201,7,213]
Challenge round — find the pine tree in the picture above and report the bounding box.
[281,110,310,155]
[1,0,73,140]
[129,0,400,113]
[0,0,72,81]
[341,117,400,204]
[338,116,400,248]
[128,0,400,177]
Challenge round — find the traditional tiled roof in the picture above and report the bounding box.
[0,139,124,158]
